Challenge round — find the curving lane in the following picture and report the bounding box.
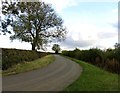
[2,55,82,91]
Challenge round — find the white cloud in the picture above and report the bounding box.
[42,0,119,13]
[0,35,31,50]
[58,18,118,50]
[60,35,96,50]
[65,21,100,41]
[42,0,79,12]
[112,8,118,13]
[77,0,119,2]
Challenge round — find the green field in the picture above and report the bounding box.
[3,55,55,76]
[64,57,119,91]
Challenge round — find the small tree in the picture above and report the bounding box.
[52,44,61,54]
[114,43,120,49]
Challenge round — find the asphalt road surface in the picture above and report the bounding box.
[2,55,82,91]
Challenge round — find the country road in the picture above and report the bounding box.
[2,55,82,91]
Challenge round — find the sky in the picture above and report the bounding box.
[0,0,119,52]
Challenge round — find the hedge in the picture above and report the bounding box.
[2,48,48,70]
[62,48,120,74]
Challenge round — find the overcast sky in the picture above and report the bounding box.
[0,0,118,52]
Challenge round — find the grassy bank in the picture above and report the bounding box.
[3,55,55,76]
[64,57,119,91]
[0,70,1,76]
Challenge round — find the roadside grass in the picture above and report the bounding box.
[0,60,1,76]
[64,57,119,91]
[3,55,55,76]
[0,70,1,76]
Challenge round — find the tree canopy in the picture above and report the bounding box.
[52,44,61,54]
[2,1,67,50]
[114,43,120,49]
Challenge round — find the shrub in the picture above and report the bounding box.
[62,48,120,74]
[2,48,48,70]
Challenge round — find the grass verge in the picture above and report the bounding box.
[3,55,55,76]
[0,70,1,76]
[64,57,119,91]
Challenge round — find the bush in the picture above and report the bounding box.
[62,48,120,74]
[2,48,48,70]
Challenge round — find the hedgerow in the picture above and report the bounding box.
[62,48,120,74]
[2,48,48,70]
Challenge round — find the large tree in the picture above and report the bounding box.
[2,1,67,50]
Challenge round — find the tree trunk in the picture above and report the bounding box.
[55,50,58,54]
[32,43,36,50]
[32,37,37,50]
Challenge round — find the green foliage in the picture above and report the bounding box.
[52,44,61,54]
[62,48,120,74]
[114,43,120,49]
[1,1,19,35]
[115,48,120,62]
[2,48,48,70]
